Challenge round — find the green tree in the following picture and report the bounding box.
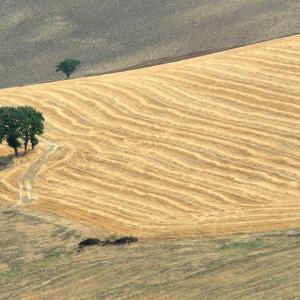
[0,120,5,142]
[6,132,21,156]
[56,58,81,79]
[0,107,22,156]
[18,106,44,150]
[0,106,44,156]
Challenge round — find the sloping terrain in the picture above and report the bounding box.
[0,0,299,88]
[1,205,300,299]
[0,35,299,239]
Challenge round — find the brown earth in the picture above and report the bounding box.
[1,0,299,89]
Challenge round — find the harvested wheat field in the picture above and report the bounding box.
[1,205,300,299]
[0,35,300,239]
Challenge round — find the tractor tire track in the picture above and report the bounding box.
[16,140,62,207]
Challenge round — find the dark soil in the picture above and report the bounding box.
[1,0,299,89]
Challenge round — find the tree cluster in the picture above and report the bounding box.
[0,106,44,156]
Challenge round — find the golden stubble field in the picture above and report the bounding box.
[0,35,300,239]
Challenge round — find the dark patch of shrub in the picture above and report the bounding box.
[78,238,101,250]
[77,236,137,251]
[111,236,138,245]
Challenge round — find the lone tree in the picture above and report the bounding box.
[56,58,81,79]
[0,106,44,156]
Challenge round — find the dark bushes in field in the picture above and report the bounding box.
[78,236,138,251]
[111,236,138,245]
[78,238,101,249]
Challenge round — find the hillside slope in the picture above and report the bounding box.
[0,35,299,238]
[1,206,300,300]
[0,0,299,88]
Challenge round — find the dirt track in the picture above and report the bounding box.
[0,35,299,239]
[16,140,62,207]
[0,0,299,88]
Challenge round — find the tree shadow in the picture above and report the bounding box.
[0,153,15,171]
[0,150,33,171]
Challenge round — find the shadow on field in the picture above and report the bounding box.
[0,154,14,171]
[0,149,35,171]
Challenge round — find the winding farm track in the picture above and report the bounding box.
[16,140,62,207]
[0,35,300,238]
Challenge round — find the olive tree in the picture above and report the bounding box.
[18,106,44,150]
[56,58,81,79]
[0,107,23,156]
[0,106,45,156]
